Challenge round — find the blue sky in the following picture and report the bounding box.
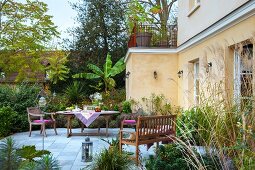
[41,0,79,40]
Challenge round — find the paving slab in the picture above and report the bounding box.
[2,128,156,170]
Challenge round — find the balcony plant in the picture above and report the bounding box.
[126,0,177,47]
[126,0,153,47]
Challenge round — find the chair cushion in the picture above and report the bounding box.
[123,120,136,124]
[33,119,52,123]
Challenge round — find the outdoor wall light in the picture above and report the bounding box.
[177,70,183,78]
[153,71,157,79]
[125,71,130,78]
[206,62,212,73]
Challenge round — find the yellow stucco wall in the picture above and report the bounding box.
[126,15,255,110]
[178,15,255,108]
[126,53,179,107]
[178,0,249,45]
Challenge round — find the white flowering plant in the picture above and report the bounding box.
[89,92,103,106]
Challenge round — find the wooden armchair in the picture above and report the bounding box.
[27,107,57,137]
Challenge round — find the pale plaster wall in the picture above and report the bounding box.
[178,16,255,109]
[178,0,249,45]
[126,53,179,107]
[126,16,255,109]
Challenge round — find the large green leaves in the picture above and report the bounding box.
[17,145,50,162]
[46,52,70,84]
[73,53,125,92]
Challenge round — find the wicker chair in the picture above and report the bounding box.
[27,107,57,137]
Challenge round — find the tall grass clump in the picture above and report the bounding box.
[90,145,133,170]
[175,42,255,169]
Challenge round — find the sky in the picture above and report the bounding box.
[40,0,80,43]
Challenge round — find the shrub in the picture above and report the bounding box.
[0,106,18,137]
[0,137,60,170]
[0,83,41,132]
[101,88,125,110]
[146,144,190,170]
[90,145,133,170]
[63,81,85,105]
[146,144,222,170]
[122,100,132,113]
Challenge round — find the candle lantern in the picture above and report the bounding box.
[38,96,46,108]
[81,137,93,162]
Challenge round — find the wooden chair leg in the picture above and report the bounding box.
[135,145,139,165]
[40,125,43,134]
[29,124,32,137]
[53,122,58,135]
[43,124,47,137]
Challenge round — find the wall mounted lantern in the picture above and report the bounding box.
[125,71,130,79]
[206,62,212,73]
[177,70,183,78]
[153,71,157,79]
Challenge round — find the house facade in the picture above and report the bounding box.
[125,0,255,109]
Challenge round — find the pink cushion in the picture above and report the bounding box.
[123,120,136,124]
[33,119,52,123]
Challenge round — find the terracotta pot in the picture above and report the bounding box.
[136,32,152,47]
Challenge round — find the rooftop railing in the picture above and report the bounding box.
[128,23,177,48]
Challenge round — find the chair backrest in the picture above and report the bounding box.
[27,107,43,122]
[136,115,176,140]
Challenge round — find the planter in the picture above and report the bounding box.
[136,32,152,47]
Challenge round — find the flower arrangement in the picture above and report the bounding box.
[89,92,102,106]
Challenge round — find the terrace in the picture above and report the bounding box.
[128,23,178,48]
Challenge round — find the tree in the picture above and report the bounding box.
[0,0,59,82]
[66,0,127,85]
[73,53,125,92]
[124,0,177,43]
[46,51,70,84]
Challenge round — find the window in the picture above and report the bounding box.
[194,61,200,105]
[188,0,201,17]
[234,44,253,107]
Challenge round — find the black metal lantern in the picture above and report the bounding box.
[82,137,93,162]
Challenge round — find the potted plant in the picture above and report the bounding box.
[126,0,153,47]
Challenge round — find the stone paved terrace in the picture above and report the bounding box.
[5,128,155,170]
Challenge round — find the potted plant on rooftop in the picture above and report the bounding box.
[126,0,153,47]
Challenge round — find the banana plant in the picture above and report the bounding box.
[73,53,125,92]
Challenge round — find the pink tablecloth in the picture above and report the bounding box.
[73,111,101,127]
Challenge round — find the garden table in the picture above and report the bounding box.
[56,110,119,137]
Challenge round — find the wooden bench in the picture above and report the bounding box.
[119,115,176,164]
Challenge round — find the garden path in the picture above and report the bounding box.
[8,128,155,170]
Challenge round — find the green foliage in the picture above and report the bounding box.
[146,144,190,170]
[176,108,201,145]
[141,94,177,115]
[67,0,127,91]
[0,138,21,170]
[0,83,41,133]
[90,146,133,170]
[146,144,222,170]
[0,0,59,82]
[0,106,18,137]
[0,138,59,170]
[101,88,125,110]
[17,145,50,162]
[64,81,85,105]
[36,154,60,170]
[122,100,132,113]
[46,51,70,84]
[73,53,125,92]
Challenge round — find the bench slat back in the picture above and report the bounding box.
[137,115,176,140]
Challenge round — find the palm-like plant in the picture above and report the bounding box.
[73,53,125,92]
[46,52,70,84]
[0,137,21,170]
